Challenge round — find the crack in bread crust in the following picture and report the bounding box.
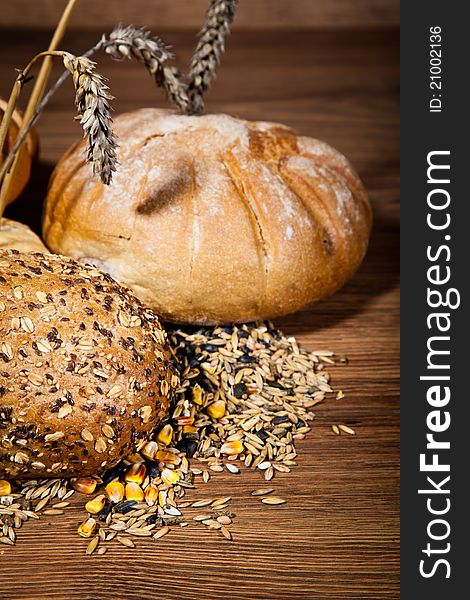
[221,154,268,314]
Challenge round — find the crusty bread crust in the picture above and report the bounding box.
[0,218,48,253]
[43,109,372,324]
[0,98,38,205]
[0,250,175,478]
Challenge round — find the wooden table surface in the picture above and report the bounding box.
[0,28,399,600]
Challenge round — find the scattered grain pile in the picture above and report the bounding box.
[1,321,353,554]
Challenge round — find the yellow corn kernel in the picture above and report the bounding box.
[125,453,144,464]
[0,480,11,496]
[183,425,198,434]
[141,441,158,461]
[85,494,106,515]
[220,440,244,455]
[161,467,180,486]
[105,481,124,503]
[72,477,97,495]
[125,482,144,502]
[157,424,173,446]
[207,400,226,419]
[176,416,194,426]
[125,463,146,485]
[77,517,97,538]
[192,383,204,405]
[144,486,159,506]
[156,450,178,463]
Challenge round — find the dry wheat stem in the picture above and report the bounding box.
[0,51,49,169]
[0,50,117,214]
[0,0,78,205]
[0,50,66,215]
[1,24,191,183]
[0,80,24,171]
[0,42,104,188]
[1,11,238,196]
[1,25,184,178]
[104,25,191,112]
[188,0,238,114]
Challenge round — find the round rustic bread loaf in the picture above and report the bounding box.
[0,218,48,253]
[0,98,38,205]
[0,250,175,478]
[42,109,372,325]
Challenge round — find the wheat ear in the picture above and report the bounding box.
[104,25,191,112]
[62,52,118,185]
[0,50,118,209]
[0,43,104,188]
[188,0,238,114]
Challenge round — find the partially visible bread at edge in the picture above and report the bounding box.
[43,109,372,325]
[0,218,48,253]
[0,250,175,478]
[0,98,39,205]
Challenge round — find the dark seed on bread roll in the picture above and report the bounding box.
[0,250,176,478]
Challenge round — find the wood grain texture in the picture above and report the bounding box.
[0,28,399,600]
[0,0,399,30]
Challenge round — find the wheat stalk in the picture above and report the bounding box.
[1,7,240,198]
[0,0,77,187]
[0,43,103,188]
[105,25,172,71]
[2,21,218,193]
[188,0,238,114]
[104,25,191,112]
[62,52,118,185]
[0,50,118,213]
[0,25,188,188]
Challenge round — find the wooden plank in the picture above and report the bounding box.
[0,0,400,30]
[0,28,399,599]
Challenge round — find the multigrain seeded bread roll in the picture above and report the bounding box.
[0,250,176,478]
[43,109,372,325]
